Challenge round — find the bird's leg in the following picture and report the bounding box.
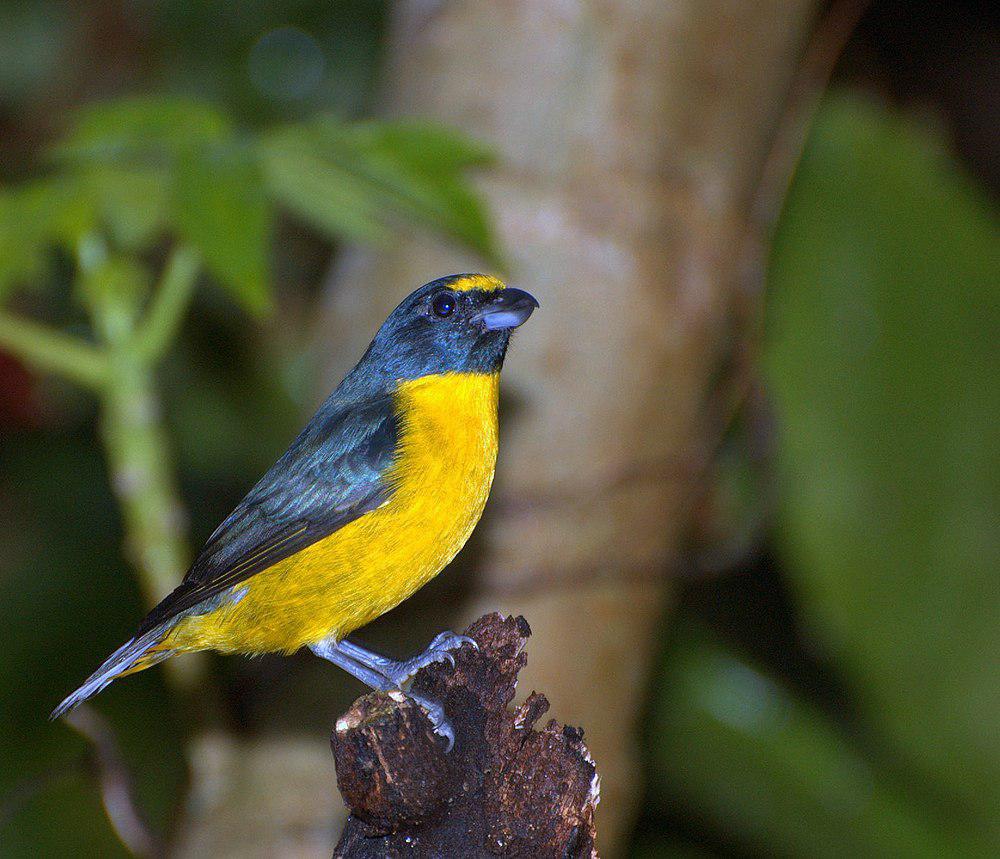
[309,638,396,692]
[310,636,465,751]
[338,630,478,688]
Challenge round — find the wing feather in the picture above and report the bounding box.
[136,393,399,635]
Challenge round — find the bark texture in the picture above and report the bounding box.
[332,614,599,858]
[318,2,819,851]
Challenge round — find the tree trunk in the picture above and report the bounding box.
[317,2,818,852]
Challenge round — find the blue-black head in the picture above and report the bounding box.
[345,274,538,393]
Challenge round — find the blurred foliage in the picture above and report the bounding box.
[642,92,998,857]
[0,1,70,104]
[0,431,186,857]
[769,93,999,837]
[1,95,498,310]
[0,2,387,127]
[260,119,496,257]
[651,626,963,857]
[151,1,389,124]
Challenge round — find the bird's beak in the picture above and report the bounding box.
[478,288,539,331]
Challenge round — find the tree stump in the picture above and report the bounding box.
[331,614,600,857]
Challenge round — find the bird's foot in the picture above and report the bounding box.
[392,689,457,751]
[384,630,478,688]
[327,631,476,751]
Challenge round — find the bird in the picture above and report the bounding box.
[52,273,538,747]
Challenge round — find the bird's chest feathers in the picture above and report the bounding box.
[197,371,501,650]
[384,371,500,546]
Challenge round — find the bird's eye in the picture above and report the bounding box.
[431,291,457,318]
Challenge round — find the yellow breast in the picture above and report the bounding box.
[169,371,500,654]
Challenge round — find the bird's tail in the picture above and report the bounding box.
[50,629,173,720]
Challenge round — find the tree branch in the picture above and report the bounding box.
[331,614,600,858]
[65,706,161,859]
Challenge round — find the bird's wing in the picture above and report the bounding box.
[136,393,400,635]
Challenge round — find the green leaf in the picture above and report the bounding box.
[0,187,55,297]
[766,92,1000,834]
[651,628,975,857]
[81,165,169,252]
[258,126,392,245]
[342,120,495,171]
[174,144,270,315]
[0,180,96,297]
[46,97,236,259]
[52,96,231,164]
[259,118,501,263]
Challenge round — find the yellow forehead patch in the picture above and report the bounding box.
[449,273,506,293]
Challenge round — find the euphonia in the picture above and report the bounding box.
[53,274,537,745]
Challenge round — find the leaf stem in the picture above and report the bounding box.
[132,245,201,363]
[99,352,190,608]
[0,310,109,390]
[84,245,217,699]
[95,281,209,694]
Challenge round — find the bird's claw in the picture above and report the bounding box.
[427,630,479,654]
[406,691,456,752]
[385,630,477,687]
